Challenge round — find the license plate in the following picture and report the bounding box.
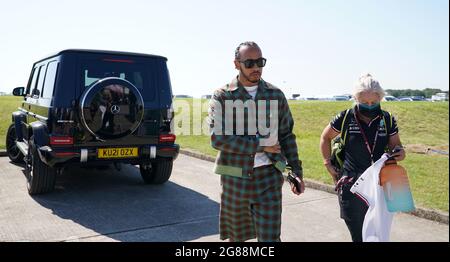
[97,147,138,158]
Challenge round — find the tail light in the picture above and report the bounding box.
[50,136,74,145]
[159,134,176,143]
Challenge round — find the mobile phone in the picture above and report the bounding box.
[388,147,402,160]
[392,148,401,153]
[287,173,301,192]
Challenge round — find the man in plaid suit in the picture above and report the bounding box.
[209,41,305,242]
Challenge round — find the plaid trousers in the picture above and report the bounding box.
[219,164,284,242]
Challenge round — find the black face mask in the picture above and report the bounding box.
[358,103,382,118]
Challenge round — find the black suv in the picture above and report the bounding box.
[6,49,179,194]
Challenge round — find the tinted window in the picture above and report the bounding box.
[34,66,46,97]
[42,61,58,98]
[81,60,155,100]
[27,67,39,95]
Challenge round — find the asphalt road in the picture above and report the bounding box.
[0,154,448,242]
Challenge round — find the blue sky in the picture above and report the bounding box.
[0,0,448,98]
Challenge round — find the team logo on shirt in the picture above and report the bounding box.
[348,120,361,134]
[378,119,387,137]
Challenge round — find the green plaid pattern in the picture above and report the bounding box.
[210,76,302,178]
[220,165,284,242]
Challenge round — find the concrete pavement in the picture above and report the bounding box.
[0,154,448,242]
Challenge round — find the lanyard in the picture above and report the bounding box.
[353,112,380,164]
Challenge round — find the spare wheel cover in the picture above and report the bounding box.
[80,77,144,139]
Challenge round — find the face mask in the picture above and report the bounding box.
[358,102,381,118]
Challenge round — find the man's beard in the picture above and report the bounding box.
[240,69,260,84]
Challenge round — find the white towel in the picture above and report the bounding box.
[350,154,393,242]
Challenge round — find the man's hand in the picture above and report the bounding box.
[263,145,281,154]
[290,176,305,195]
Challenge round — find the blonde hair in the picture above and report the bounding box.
[353,73,385,100]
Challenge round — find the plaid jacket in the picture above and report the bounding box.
[209,76,302,178]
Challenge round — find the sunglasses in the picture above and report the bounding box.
[239,57,267,69]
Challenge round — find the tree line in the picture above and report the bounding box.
[385,88,448,98]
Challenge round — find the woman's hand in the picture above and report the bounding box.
[390,146,406,161]
[334,175,354,191]
[388,134,406,161]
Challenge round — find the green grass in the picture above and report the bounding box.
[0,96,448,211]
[0,96,22,149]
[175,99,449,212]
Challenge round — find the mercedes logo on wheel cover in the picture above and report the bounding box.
[111,105,120,114]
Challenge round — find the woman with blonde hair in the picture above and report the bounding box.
[319,73,406,242]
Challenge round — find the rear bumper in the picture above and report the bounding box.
[38,144,180,167]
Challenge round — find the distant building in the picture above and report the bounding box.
[431,92,448,102]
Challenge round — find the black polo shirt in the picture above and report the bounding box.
[330,106,398,174]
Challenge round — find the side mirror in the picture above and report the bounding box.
[12,87,25,96]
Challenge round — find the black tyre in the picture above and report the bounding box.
[6,123,24,163]
[140,159,173,184]
[26,137,56,195]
